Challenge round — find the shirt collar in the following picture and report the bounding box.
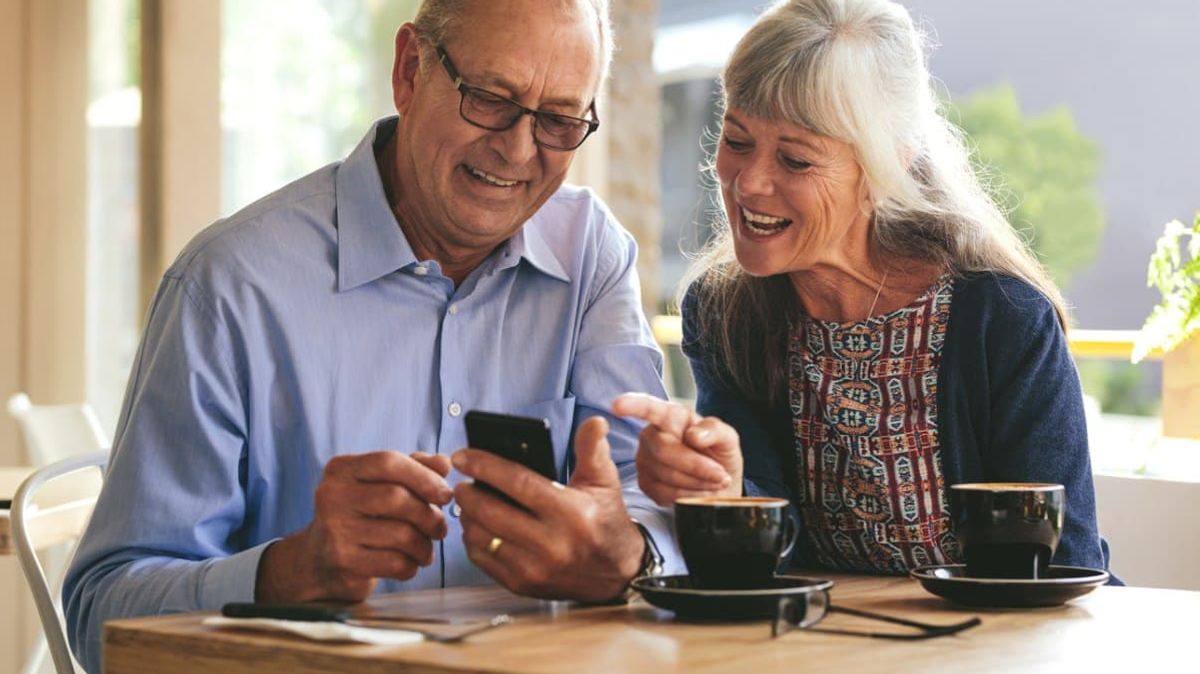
[497,224,571,283]
[336,116,572,290]
[336,117,417,292]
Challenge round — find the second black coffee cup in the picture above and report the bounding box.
[674,496,798,590]
[950,483,1065,579]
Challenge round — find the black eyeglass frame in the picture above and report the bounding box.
[772,592,982,640]
[434,45,600,151]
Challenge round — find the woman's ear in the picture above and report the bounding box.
[857,171,874,214]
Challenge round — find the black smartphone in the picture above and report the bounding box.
[464,410,557,504]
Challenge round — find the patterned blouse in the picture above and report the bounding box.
[788,274,962,573]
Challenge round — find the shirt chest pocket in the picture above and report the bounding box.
[516,396,577,482]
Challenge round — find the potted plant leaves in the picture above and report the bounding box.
[1133,212,1200,437]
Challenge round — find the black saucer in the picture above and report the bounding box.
[631,574,833,620]
[910,564,1110,608]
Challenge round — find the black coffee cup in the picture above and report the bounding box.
[674,496,798,590]
[950,483,1065,579]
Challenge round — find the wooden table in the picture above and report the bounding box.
[0,466,102,555]
[102,573,1199,673]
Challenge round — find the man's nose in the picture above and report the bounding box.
[492,112,539,167]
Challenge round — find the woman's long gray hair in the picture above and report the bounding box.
[683,0,1067,408]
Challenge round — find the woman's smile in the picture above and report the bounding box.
[739,205,793,236]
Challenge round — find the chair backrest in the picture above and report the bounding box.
[7,393,109,466]
[12,451,109,674]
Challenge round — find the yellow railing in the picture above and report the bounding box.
[651,316,1158,362]
[650,315,684,349]
[1070,329,1161,361]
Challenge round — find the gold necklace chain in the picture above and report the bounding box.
[866,269,889,317]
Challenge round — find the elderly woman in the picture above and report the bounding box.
[615,0,1113,576]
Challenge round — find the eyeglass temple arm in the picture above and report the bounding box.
[816,605,982,640]
[773,603,982,641]
[831,605,981,632]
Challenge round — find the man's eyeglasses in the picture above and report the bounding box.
[435,46,599,151]
[772,592,982,640]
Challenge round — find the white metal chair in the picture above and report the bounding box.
[11,452,108,674]
[7,393,109,466]
[7,393,109,674]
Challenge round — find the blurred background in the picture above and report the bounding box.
[1,1,1198,671]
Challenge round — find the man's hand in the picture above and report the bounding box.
[452,416,644,603]
[256,451,453,602]
[611,393,743,506]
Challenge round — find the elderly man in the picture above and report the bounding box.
[64,0,681,670]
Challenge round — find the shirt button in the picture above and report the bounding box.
[448,304,459,315]
[448,402,462,417]
[450,503,462,518]
[414,265,427,276]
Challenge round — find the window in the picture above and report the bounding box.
[86,0,141,434]
[221,0,416,214]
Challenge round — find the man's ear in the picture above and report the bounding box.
[392,24,423,114]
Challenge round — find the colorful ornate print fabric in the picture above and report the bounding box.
[789,275,962,573]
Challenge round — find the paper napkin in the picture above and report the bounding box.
[203,616,425,646]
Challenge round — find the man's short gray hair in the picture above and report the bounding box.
[412,0,614,84]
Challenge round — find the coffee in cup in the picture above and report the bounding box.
[950,483,1065,579]
[674,496,798,589]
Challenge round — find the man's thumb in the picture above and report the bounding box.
[570,416,620,489]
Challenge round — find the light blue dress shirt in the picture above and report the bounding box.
[64,117,682,672]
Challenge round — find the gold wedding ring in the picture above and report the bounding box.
[487,536,504,555]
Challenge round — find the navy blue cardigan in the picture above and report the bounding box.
[681,272,1117,579]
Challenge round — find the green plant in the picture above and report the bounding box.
[1132,212,1200,363]
[1075,360,1160,417]
[948,85,1105,289]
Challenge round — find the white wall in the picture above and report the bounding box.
[1094,473,1200,590]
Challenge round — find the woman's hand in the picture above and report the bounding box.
[611,393,743,506]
